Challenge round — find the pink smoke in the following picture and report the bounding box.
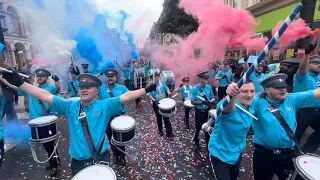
[272,18,319,46]
[145,0,267,83]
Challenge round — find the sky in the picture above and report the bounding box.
[92,0,164,48]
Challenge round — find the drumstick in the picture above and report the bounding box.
[0,67,29,78]
[234,103,258,120]
[171,93,178,99]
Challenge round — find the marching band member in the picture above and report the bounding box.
[293,42,320,153]
[243,56,267,93]
[116,63,133,90]
[98,68,129,166]
[174,77,192,129]
[190,71,214,151]
[148,71,173,139]
[209,80,255,180]
[1,71,156,177]
[215,61,234,101]
[1,68,61,177]
[81,64,90,74]
[64,65,80,98]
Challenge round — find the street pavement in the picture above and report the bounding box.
[0,95,319,180]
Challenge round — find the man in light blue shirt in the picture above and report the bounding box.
[2,71,156,177]
[243,56,268,93]
[98,68,129,166]
[148,71,173,139]
[209,80,255,180]
[215,61,234,101]
[293,44,320,153]
[191,70,214,151]
[175,77,192,129]
[65,66,80,98]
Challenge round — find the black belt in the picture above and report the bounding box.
[254,143,293,155]
[72,158,95,167]
[195,108,209,113]
[301,107,320,112]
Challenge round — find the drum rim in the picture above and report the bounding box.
[28,116,58,126]
[158,98,177,109]
[111,116,136,131]
[295,154,320,180]
[183,100,194,107]
[72,164,117,179]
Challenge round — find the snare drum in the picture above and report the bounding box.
[183,99,194,108]
[28,116,59,143]
[294,154,320,180]
[72,164,117,180]
[208,109,217,121]
[158,98,177,117]
[160,71,175,90]
[110,116,136,146]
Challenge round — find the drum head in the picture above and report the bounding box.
[158,98,176,109]
[111,116,135,131]
[296,155,320,180]
[69,97,81,101]
[209,109,217,116]
[28,116,58,126]
[72,165,117,180]
[183,100,194,107]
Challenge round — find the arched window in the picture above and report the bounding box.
[7,6,21,35]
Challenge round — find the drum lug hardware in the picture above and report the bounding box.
[273,150,281,154]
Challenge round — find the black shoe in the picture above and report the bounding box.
[186,125,190,129]
[159,131,164,136]
[50,168,58,177]
[45,164,53,170]
[113,156,119,164]
[119,157,126,167]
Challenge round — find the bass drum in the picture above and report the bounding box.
[133,68,146,89]
[160,71,175,91]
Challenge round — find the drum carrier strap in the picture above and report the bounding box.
[38,85,50,115]
[70,81,78,95]
[78,105,105,162]
[266,101,304,155]
[106,86,114,98]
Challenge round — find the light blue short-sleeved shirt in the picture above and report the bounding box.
[147,80,169,102]
[215,70,233,87]
[28,84,57,119]
[51,96,122,160]
[66,79,79,97]
[252,91,319,149]
[249,72,267,93]
[98,84,129,112]
[122,69,132,80]
[179,85,192,100]
[190,83,214,110]
[209,100,254,164]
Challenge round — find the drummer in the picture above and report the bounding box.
[190,70,214,151]
[243,55,267,93]
[148,71,174,139]
[64,65,80,98]
[116,63,133,90]
[215,61,234,101]
[208,80,255,180]
[98,68,129,166]
[1,71,156,176]
[174,77,192,129]
[228,73,320,180]
[1,68,61,177]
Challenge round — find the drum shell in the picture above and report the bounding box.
[112,128,135,144]
[30,124,57,141]
[159,107,176,115]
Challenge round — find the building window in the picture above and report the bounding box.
[233,0,237,8]
[7,6,21,35]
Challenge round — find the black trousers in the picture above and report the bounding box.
[0,140,4,169]
[106,115,125,158]
[152,102,172,136]
[43,141,59,168]
[124,79,133,90]
[218,86,227,101]
[295,108,320,153]
[71,150,110,177]
[210,154,242,180]
[252,144,298,180]
[194,109,210,146]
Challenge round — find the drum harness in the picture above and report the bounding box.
[196,86,210,113]
[70,81,78,95]
[78,104,106,167]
